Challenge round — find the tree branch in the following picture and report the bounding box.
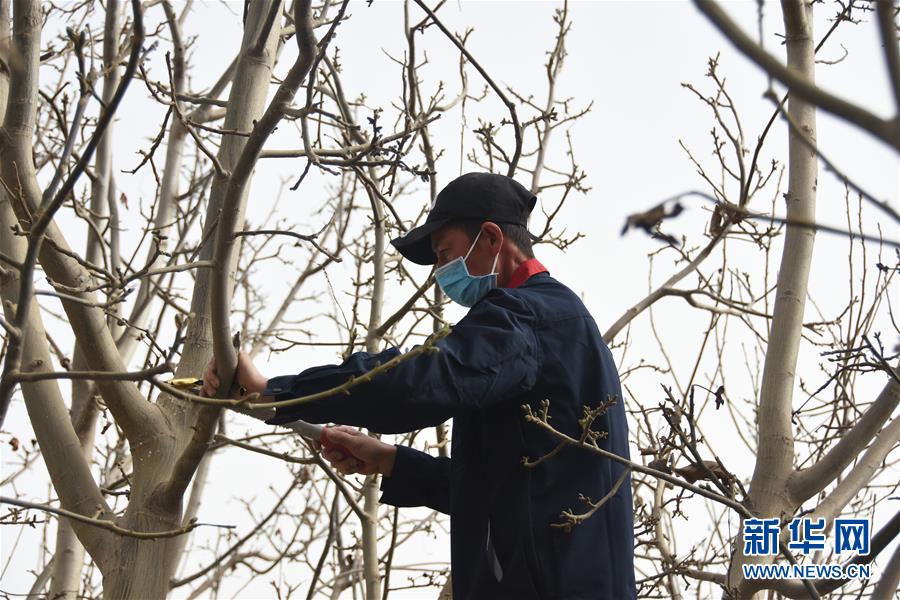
[166,0,331,504]
[604,230,727,342]
[411,0,523,174]
[522,403,749,516]
[234,228,340,262]
[789,362,900,504]
[693,0,900,151]
[807,414,900,525]
[169,476,300,589]
[371,274,434,339]
[11,361,173,383]
[876,0,900,113]
[0,0,165,442]
[213,434,316,465]
[208,0,317,412]
[171,327,450,410]
[1,496,233,540]
[1,192,115,567]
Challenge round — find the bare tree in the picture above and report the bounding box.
[587,1,899,598]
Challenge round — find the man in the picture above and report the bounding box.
[203,173,637,599]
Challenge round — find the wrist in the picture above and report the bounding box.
[251,373,268,394]
[379,444,397,476]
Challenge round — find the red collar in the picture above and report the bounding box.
[506,259,548,289]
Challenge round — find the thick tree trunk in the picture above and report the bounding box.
[0,192,116,568]
[101,476,185,599]
[726,1,817,597]
[1,0,163,452]
[1,5,96,597]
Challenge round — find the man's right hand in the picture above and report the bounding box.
[320,426,397,477]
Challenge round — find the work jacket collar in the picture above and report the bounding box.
[507,258,548,289]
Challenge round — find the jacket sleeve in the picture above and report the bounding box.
[378,446,450,514]
[263,288,540,433]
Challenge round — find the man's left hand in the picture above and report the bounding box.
[201,351,267,398]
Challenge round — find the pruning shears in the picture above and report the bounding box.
[167,377,247,397]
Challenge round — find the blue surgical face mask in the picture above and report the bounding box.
[434,229,500,307]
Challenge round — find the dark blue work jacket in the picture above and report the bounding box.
[265,271,637,600]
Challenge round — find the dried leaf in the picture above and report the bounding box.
[647,458,671,473]
[674,460,731,484]
[714,385,726,409]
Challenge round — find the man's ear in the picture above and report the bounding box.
[482,221,503,251]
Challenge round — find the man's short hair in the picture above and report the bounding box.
[452,219,535,259]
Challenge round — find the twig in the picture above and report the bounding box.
[213,434,316,464]
[521,403,749,515]
[169,477,301,589]
[234,228,340,262]
[119,260,214,287]
[11,362,173,383]
[763,89,899,224]
[652,190,900,247]
[371,274,435,339]
[522,404,822,599]
[258,115,439,159]
[163,54,229,177]
[252,326,450,410]
[411,0,523,174]
[0,496,233,539]
[40,29,91,206]
[551,467,630,532]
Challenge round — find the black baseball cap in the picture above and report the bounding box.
[390,172,538,265]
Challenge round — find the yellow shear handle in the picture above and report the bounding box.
[167,377,202,388]
[166,377,247,396]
